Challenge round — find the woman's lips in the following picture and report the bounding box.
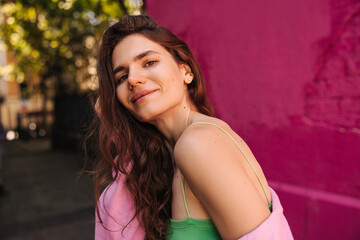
[131,89,157,103]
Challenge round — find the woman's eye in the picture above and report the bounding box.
[117,74,128,84]
[144,60,158,67]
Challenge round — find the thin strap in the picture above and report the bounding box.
[188,122,272,211]
[179,171,191,218]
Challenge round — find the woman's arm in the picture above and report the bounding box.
[174,123,271,239]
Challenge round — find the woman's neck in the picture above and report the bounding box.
[151,100,198,147]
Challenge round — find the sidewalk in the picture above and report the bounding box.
[0,139,94,240]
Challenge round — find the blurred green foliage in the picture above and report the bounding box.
[0,0,128,96]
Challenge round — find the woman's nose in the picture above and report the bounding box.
[127,69,146,89]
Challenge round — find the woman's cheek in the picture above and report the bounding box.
[116,87,127,106]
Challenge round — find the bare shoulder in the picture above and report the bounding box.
[173,118,271,239]
[174,118,246,179]
[174,118,232,162]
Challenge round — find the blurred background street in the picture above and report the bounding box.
[0,138,94,240]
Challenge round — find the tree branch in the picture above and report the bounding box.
[118,0,129,15]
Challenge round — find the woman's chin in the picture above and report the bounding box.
[133,111,157,123]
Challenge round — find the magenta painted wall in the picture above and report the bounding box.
[147,0,360,239]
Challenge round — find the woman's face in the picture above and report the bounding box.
[112,34,190,122]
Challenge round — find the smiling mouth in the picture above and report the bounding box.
[131,89,157,103]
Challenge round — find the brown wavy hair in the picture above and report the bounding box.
[93,15,214,239]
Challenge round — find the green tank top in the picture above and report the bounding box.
[166,122,272,240]
[167,170,222,240]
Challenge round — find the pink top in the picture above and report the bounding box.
[95,166,293,240]
[95,160,145,240]
[238,187,294,240]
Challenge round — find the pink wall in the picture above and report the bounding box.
[147,0,360,239]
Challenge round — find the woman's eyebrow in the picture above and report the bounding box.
[134,50,160,61]
[113,50,160,75]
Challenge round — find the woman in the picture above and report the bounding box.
[93,15,293,240]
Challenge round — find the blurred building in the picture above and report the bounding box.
[0,41,53,133]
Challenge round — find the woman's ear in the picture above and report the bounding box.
[179,63,191,75]
[179,63,193,84]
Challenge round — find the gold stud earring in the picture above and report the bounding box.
[185,77,192,84]
[185,72,193,84]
